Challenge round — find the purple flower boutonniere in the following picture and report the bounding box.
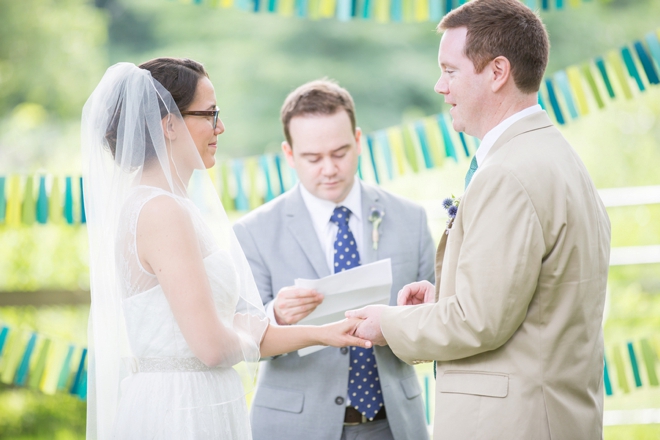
[442,195,461,234]
[368,207,385,250]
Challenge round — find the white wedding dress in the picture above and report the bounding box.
[112,186,252,439]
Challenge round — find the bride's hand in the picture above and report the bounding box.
[318,318,372,349]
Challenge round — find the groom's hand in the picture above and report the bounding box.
[397,280,436,306]
[345,305,388,346]
[273,287,324,325]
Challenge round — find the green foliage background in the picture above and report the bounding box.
[1,0,660,438]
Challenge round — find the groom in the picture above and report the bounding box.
[349,1,611,439]
[234,79,433,440]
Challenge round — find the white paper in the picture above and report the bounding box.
[295,259,392,356]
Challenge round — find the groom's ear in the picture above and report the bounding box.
[490,56,512,93]
[282,141,295,168]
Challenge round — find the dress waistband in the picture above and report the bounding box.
[123,357,220,373]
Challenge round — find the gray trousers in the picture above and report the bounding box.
[340,420,395,440]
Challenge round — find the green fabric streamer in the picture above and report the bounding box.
[21,176,35,225]
[219,162,234,211]
[402,126,420,173]
[581,64,605,109]
[28,339,50,389]
[612,345,630,393]
[640,339,659,386]
[0,176,5,223]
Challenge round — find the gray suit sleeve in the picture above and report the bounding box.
[417,208,436,284]
[233,222,274,306]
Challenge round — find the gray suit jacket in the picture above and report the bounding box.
[234,181,434,440]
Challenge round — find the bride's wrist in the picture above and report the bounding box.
[312,325,330,347]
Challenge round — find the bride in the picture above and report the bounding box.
[82,58,370,439]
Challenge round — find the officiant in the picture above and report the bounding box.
[233,79,434,440]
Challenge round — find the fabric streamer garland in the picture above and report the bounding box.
[0,321,656,403]
[0,29,658,221]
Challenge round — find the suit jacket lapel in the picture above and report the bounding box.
[285,185,331,279]
[360,183,382,266]
[434,233,448,301]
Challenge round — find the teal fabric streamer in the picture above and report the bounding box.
[0,326,8,357]
[595,57,616,98]
[414,122,434,169]
[232,160,249,211]
[36,176,48,224]
[604,355,613,396]
[458,0,468,4]
[634,41,659,85]
[77,368,88,399]
[357,155,363,180]
[437,114,457,161]
[253,0,261,13]
[0,176,5,223]
[366,135,380,184]
[57,345,75,390]
[541,0,549,10]
[445,0,453,14]
[273,154,286,194]
[375,131,394,180]
[458,132,470,157]
[391,0,402,22]
[537,91,547,110]
[79,177,86,224]
[621,46,645,92]
[555,0,563,9]
[337,0,352,20]
[553,71,578,119]
[429,0,441,21]
[70,348,87,396]
[525,0,537,9]
[627,342,643,387]
[544,79,565,125]
[64,177,74,224]
[645,33,660,69]
[259,156,276,201]
[15,333,37,386]
[361,0,371,19]
[267,0,277,12]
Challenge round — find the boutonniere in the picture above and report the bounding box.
[368,207,385,250]
[442,195,461,234]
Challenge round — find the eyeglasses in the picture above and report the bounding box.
[181,108,220,129]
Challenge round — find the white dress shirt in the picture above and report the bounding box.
[473,104,543,177]
[266,179,363,325]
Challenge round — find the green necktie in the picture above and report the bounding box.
[464,156,479,190]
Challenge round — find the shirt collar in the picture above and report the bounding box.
[299,179,362,232]
[475,104,543,166]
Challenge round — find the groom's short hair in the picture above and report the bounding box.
[438,0,549,94]
[280,79,356,147]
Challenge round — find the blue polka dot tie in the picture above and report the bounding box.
[330,206,384,420]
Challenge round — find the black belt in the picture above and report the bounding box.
[343,406,387,425]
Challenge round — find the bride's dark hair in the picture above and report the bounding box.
[104,58,209,164]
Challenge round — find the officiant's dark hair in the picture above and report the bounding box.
[437,0,549,94]
[104,58,209,164]
[280,79,356,147]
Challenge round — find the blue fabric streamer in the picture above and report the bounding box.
[64,177,74,225]
[274,155,286,194]
[541,0,549,10]
[414,122,434,169]
[458,132,470,157]
[429,0,442,21]
[36,176,48,224]
[366,135,380,184]
[525,0,537,8]
[545,79,565,125]
[445,0,453,14]
[295,0,307,17]
[0,326,8,357]
[70,348,87,396]
[391,0,402,22]
[259,156,276,201]
[627,342,643,387]
[15,333,37,386]
[357,155,363,179]
[537,91,547,110]
[437,114,457,161]
[603,355,613,396]
[0,176,6,223]
[232,160,250,211]
[79,177,86,224]
[595,57,616,98]
[621,46,645,91]
[253,0,261,13]
[376,131,394,180]
[633,41,659,85]
[553,71,579,119]
[645,33,660,69]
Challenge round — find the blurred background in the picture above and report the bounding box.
[1,0,659,438]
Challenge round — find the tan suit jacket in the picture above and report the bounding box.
[381,112,611,440]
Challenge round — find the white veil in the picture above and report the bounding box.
[82,63,268,439]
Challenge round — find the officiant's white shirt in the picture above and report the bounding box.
[473,104,543,177]
[266,179,363,324]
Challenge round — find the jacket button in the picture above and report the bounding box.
[340,347,349,355]
[335,396,345,405]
